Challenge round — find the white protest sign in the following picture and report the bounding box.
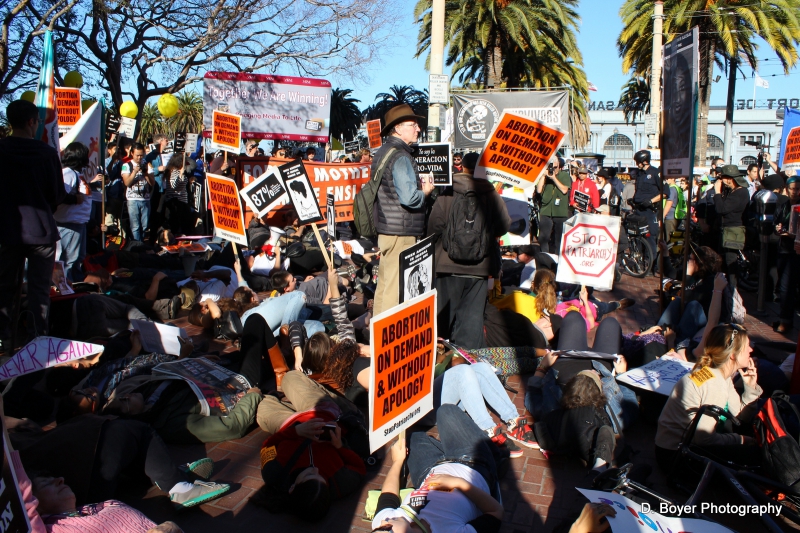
[577,489,735,533]
[0,337,104,379]
[616,356,694,396]
[131,320,189,356]
[556,213,621,290]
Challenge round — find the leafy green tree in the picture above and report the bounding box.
[618,0,800,163]
[363,85,429,124]
[618,76,651,124]
[330,88,362,142]
[138,102,163,143]
[167,91,204,134]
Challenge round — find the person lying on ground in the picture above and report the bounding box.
[81,270,182,322]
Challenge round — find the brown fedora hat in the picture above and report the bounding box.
[380,104,426,136]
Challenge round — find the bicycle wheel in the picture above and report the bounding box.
[622,236,653,278]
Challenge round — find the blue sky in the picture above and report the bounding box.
[349,0,800,110]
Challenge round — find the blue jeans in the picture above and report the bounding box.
[241,291,324,337]
[57,222,86,282]
[434,362,518,431]
[658,298,707,349]
[408,404,500,495]
[127,200,151,242]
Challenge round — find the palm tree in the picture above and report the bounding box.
[138,102,164,143]
[618,0,800,163]
[363,85,429,123]
[167,90,204,134]
[330,88,362,142]
[618,76,651,124]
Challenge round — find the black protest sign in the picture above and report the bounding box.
[399,235,435,303]
[172,132,187,153]
[413,142,452,186]
[277,159,324,224]
[574,190,591,212]
[105,112,121,141]
[344,140,360,153]
[1,416,32,533]
[239,163,287,219]
[326,193,335,238]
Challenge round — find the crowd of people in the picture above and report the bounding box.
[0,95,797,532]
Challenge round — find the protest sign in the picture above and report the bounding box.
[367,119,382,149]
[0,337,104,380]
[240,168,287,219]
[1,417,31,533]
[203,72,331,142]
[399,235,435,304]
[185,133,199,154]
[277,159,324,224]
[211,109,242,152]
[661,27,699,178]
[556,213,621,290]
[206,173,248,246]
[495,182,531,246]
[616,356,694,396]
[131,319,189,357]
[105,112,121,141]
[369,291,437,452]
[577,489,735,533]
[344,140,360,153]
[474,112,565,191]
[326,192,335,238]
[573,190,591,212]
[153,357,251,417]
[413,142,452,185]
[53,261,73,295]
[118,116,135,138]
[55,87,81,132]
[779,107,800,175]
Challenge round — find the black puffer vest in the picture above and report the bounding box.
[374,136,425,236]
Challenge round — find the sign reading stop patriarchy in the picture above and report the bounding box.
[556,213,621,290]
[366,119,382,149]
[207,173,248,246]
[55,87,81,132]
[369,291,436,453]
[474,111,565,191]
[211,110,242,152]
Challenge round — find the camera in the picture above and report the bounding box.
[319,423,336,441]
[547,163,554,173]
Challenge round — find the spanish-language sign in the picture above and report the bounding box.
[240,168,287,219]
[779,107,800,176]
[369,291,437,453]
[55,87,81,132]
[1,416,31,533]
[661,26,699,178]
[474,112,565,191]
[326,192,335,238]
[576,489,735,533]
[399,235,435,304]
[367,119,382,149]
[412,142,452,185]
[0,337,104,379]
[556,213,621,290]
[211,109,242,152]
[278,159,324,224]
[206,173,248,245]
[616,356,693,396]
[203,72,331,142]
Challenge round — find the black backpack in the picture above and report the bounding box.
[353,147,397,238]
[753,392,800,489]
[442,188,493,262]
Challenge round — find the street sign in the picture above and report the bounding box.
[429,74,449,105]
[644,113,659,135]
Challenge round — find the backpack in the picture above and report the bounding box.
[442,188,493,262]
[353,147,398,238]
[753,392,800,489]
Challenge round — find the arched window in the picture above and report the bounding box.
[603,134,634,163]
[707,135,724,162]
[740,156,758,167]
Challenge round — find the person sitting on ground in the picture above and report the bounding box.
[271,270,332,305]
[244,230,289,277]
[655,323,762,471]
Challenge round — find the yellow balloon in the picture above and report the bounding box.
[82,100,95,112]
[20,90,36,102]
[120,101,138,119]
[157,94,179,118]
[63,71,83,88]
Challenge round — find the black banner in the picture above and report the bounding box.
[399,235,435,303]
[278,159,324,224]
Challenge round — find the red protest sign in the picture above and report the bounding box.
[207,173,248,246]
[55,87,82,132]
[212,110,242,151]
[367,119,382,149]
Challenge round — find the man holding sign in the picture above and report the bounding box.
[372,104,436,316]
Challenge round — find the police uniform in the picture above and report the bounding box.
[632,165,661,261]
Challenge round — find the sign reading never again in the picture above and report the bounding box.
[207,173,248,246]
[369,291,436,453]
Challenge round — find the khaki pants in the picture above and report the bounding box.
[256,371,353,434]
[374,234,417,316]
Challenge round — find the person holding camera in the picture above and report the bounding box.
[631,150,662,270]
[536,157,572,253]
[122,143,155,242]
[714,165,750,289]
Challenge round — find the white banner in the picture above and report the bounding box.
[60,102,103,201]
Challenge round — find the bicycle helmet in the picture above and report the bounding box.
[633,150,651,165]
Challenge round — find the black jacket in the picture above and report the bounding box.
[714,186,749,227]
[374,136,426,236]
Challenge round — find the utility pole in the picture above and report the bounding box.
[723,56,737,163]
[649,0,664,150]
[427,0,445,142]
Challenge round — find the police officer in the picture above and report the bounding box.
[631,150,661,271]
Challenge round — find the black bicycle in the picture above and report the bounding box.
[618,211,654,278]
[593,405,800,532]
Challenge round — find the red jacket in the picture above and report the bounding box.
[569,178,600,210]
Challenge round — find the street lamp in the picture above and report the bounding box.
[613,127,619,172]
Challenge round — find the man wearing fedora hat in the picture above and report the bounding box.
[371,104,436,315]
[714,164,750,289]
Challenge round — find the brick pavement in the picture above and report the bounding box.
[123,273,797,532]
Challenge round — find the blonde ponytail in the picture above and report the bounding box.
[691,324,748,376]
